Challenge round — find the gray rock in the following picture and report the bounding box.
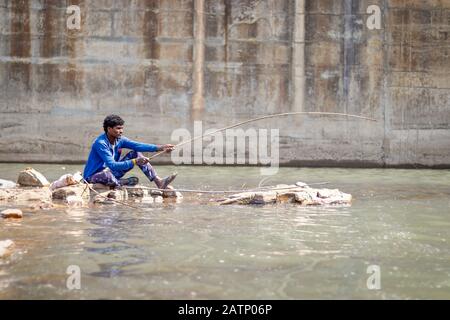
[93,189,128,204]
[250,191,277,204]
[150,190,163,196]
[125,186,149,198]
[52,184,90,200]
[162,186,183,198]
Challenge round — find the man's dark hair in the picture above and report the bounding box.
[103,114,124,133]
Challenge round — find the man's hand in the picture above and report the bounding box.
[159,144,175,153]
[135,157,149,166]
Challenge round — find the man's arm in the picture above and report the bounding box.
[95,141,134,172]
[120,137,160,152]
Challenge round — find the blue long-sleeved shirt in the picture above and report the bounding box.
[83,133,159,181]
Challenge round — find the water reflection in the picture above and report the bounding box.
[0,165,449,298]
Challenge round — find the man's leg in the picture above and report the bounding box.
[89,170,121,187]
[120,151,157,182]
[122,151,177,189]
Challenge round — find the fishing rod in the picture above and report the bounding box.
[148,111,377,160]
[129,181,331,194]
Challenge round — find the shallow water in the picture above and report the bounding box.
[1,164,449,299]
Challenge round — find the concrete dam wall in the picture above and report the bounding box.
[0,0,449,167]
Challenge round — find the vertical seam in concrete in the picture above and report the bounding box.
[192,0,205,113]
[382,0,388,167]
[343,0,353,115]
[292,0,305,112]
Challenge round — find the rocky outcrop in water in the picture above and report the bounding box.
[218,183,352,206]
[17,168,50,187]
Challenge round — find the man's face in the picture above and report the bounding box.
[107,125,124,139]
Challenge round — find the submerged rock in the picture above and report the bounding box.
[0,189,8,201]
[27,200,54,211]
[93,188,128,204]
[66,195,84,207]
[1,208,23,219]
[162,186,183,198]
[140,196,154,204]
[17,168,50,187]
[0,187,52,203]
[0,240,15,258]
[52,184,90,200]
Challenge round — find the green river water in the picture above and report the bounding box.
[1,164,449,299]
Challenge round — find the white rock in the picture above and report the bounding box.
[220,183,352,207]
[0,179,16,189]
[0,240,15,258]
[295,181,308,187]
[50,172,83,190]
[141,196,154,204]
[17,168,50,187]
[294,191,319,205]
[1,209,23,219]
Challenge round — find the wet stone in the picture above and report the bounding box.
[1,208,23,219]
[17,168,50,187]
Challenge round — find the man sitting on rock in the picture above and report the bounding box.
[83,114,177,189]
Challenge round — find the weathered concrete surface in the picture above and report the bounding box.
[0,1,449,167]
